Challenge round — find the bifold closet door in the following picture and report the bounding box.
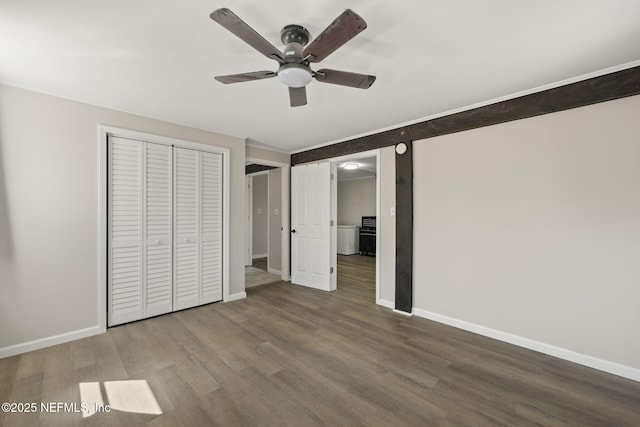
[173,148,223,311]
[143,142,173,318]
[108,137,173,326]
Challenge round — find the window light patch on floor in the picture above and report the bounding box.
[79,380,163,418]
[78,382,105,418]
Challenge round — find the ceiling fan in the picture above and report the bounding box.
[209,8,376,107]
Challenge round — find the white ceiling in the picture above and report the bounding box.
[337,156,376,181]
[1,1,639,153]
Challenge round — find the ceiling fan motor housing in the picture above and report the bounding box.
[278,24,312,87]
[280,24,310,47]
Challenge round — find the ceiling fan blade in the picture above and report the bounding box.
[215,71,276,84]
[303,9,367,63]
[289,87,307,107]
[210,8,282,62]
[315,69,376,89]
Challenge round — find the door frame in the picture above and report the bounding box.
[329,149,381,302]
[245,157,291,282]
[245,171,269,264]
[245,176,253,266]
[99,125,231,332]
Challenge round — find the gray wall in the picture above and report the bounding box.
[337,177,376,226]
[268,168,282,273]
[252,174,268,257]
[413,94,640,373]
[0,84,246,354]
[246,145,290,164]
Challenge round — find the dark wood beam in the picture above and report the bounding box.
[246,164,277,175]
[291,66,640,165]
[395,143,413,313]
[290,65,640,314]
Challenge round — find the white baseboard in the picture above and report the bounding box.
[227,292,247,302]
[267,267,281,275]
[0,325,102,359]
[412,308,640,383]
[252,253,267,259]
[376,299,395,309]
[393,309,413,316]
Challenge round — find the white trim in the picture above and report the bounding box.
[99,124,231,332]
[227,292,247,302]
[280,165,291,282]
[245,176,253,266]
[266,172,271,278]
[221,145,231,304]
[267,268,281,275]
[252,253,267,259]
[100,125,230,154]
[377,299,394,310]
[97,127,108,334]
[413,308,640,383]
[393,309,413,317]
[246,170,269,177]
[0,326,102,359]
[290,60,640,154]
[375,153,381,306]
[330,162,338,291]
[246,156,291,283]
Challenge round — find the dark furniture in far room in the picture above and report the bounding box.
[359,216,376,256]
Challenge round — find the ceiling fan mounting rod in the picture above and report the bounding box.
[280,24,311,67]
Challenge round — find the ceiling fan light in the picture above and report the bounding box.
[277,63,312,88]
[343,163,359,170]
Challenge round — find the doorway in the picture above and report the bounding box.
[332,153,379,302]
[244,160,290,288]
[289,151,380,299]
[246,171,279,287]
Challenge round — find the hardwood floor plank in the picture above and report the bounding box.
[2,255,639,426]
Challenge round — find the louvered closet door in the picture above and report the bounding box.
[173,148,223,310]
[108,137,173,326]
[173,148,200,310]
[143,142,173,318]
[200,151,223,304]
[108,137,144,326]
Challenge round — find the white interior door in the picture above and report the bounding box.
[291,162,332,291]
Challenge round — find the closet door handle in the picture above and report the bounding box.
[291,229,296,234]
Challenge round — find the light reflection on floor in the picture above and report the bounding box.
[79,380,162,418]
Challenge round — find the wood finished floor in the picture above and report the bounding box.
[245,258,280,288]
[2,255,640,426]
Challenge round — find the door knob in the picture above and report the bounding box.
[291,229,296,234]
